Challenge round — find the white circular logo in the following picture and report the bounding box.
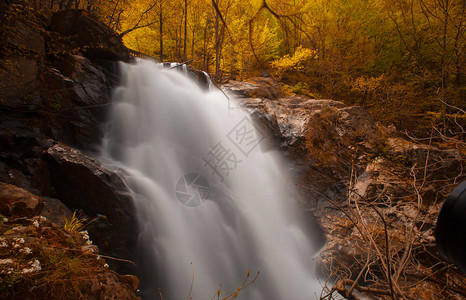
[175,173,210,207]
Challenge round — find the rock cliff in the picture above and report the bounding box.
[0,6,138,297]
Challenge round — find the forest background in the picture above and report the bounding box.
[8,0,466,135]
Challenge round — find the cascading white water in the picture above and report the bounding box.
[101,59,321,299]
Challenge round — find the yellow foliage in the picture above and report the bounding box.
[271,46,317,73]
[64,212,84,234]
[351,75,385,94]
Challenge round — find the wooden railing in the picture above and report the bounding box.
[128,49,158,61]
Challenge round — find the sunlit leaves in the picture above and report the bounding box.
[271,46,317,72]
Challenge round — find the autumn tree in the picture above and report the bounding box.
[21,0,462,133]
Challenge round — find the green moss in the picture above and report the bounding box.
[51,93,62,110]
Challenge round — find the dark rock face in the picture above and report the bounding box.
[0,58,41,109]
[0,7,138,275]
[41,55,112,147]
[43,143,137,273]
[49,9,130,61]
[0,18,44,110]
[1,9,122,148]
[40,196,73,227]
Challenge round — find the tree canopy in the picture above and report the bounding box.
[12,0,466,132]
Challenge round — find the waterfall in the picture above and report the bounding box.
[100,59,322,299]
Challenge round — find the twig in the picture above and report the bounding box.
[185,262,194,300]
[348,253,371,294]
[222,270,260,300]
[44,246,137,266]
[336,278,393,298]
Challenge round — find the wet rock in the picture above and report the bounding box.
[223,80,262,98]
[0,131,50,196]
[42,143,137,273]
[0,118,42,155]
[49,9,130,61]
[0,182,44,218]
[250,109,281,139]
[0,163,34,191]
[250,109,282,152]
[61,55,110,105]
[240,97,263,106]
[223,77,283,99]
[41,56,111,147]
[222,81,367,197]
[40,196,73,227]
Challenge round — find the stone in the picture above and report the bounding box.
[40,56,110,147]
[40,196,73,227]
[302,99,345,110]
[61,55,109,106]
[387,137,463,179]
[0,182,44,218]
[223,80,263,98]
[49,9,130,61]
[0,163,33,191]
[337,106,378,138]
[42,143,137,273]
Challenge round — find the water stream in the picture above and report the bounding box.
[100,59,321,299]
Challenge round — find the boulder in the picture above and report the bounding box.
[40,196,73,227]
[40,55,111,147]
[223,80,262,98]
[301,99,345,110]
[42,143,137,273]
[0,182,44,218]
[49,9,130,61]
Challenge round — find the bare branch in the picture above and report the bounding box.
[119,0,158,37]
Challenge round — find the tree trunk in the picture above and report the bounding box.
[183,0,187,61]
[203,18,209,70]
[159,5,163,62]
[191,25,195,63]
[441,0,449,134]
[215,4,220,80]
